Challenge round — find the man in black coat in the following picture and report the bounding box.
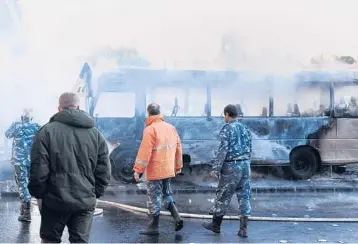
[29,92,110,243]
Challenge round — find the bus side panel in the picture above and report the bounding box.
[165,117,221,165]
[239,118,290,164]
[97,115,335,167]
[335,118,358,164]
[307,118,337,164]
[95,117,141,145]
[166,116,334,166]
[265,117,335,164]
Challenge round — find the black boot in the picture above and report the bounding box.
[139,215,159,235]
[19,202,24,216]
[202,215,223,233]
[238,216,248,238]
[18,201,31,222]
[167,203,183,231]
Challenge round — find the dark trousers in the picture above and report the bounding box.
[40,204,94,243]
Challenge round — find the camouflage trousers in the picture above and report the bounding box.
[146,178,175,216]
[14,164,32,202]
[212,160,251,217]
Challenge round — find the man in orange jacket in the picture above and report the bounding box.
[133,103,183,235]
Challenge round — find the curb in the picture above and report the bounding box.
[26,197,358,222]
[105,185,358,195]
[2,185,358,198]
[98,200,358,223]
[0,192,19,197]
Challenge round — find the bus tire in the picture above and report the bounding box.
[110,149,137,183]
[289,147,318,180]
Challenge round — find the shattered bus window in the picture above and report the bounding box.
[273,84,330,117]
[211,83,270,117]
[146,87,207,117]
[94,92,136,118]
[334,85,358,117]
[187,88,207,116]
[146,88,185,116]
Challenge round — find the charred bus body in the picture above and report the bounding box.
[76,63,358,183]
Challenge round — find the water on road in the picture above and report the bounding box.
[1,194,358,243]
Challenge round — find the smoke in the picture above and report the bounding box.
[0,0,77,128]
[0,1,355,123]
[1,0,358,177]
[14,0,358,120]
[14,0,358,71]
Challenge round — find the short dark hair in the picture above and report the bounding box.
[147,103,161,116]
[224,104,238,118]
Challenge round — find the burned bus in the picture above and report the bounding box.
[75,63,358,183]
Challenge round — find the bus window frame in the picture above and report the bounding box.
[207,81,272,118]
[332,82,358,118]
[145,84,210,118]
[91,83,140,118]
[270,82,333,118]
[89,74,338,120]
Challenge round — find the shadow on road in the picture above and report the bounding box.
[16,223,30,243]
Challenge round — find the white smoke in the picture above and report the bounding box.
[1,0,358,135]
[16,0,358,71]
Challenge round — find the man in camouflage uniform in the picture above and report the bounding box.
[5,109,41,222]
[202,104,252,238]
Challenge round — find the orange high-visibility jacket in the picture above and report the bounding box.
[133,115,183,181]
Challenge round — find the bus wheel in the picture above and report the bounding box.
[289,148,318,180]
[111,150,136,183]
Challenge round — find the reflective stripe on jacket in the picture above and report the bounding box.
[133,115,183,181]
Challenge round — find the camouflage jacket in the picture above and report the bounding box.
[5,119,41,166]
[211,119,252,174]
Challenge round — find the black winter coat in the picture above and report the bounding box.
[28,109,110,212]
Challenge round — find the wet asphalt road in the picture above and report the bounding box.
[103,191,358,218]
[1,195,358,243]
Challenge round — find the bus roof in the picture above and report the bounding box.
[98,68,358,83]
[94,68,358,92]
[295,70,358,83]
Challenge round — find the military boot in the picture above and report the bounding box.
[167,203,184,231]
[18,203,24,220]
[19,202,24,215]
[202,215,223,233]
[238,216,248,238]
[18,201,31,222]
[139,215,159,235]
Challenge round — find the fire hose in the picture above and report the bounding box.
[98,200,358,223]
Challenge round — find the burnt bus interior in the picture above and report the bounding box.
[78,64,358,182]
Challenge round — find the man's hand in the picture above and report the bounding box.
[210,171,219,179]
[134,172,140,182]
[175,169,182,175]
